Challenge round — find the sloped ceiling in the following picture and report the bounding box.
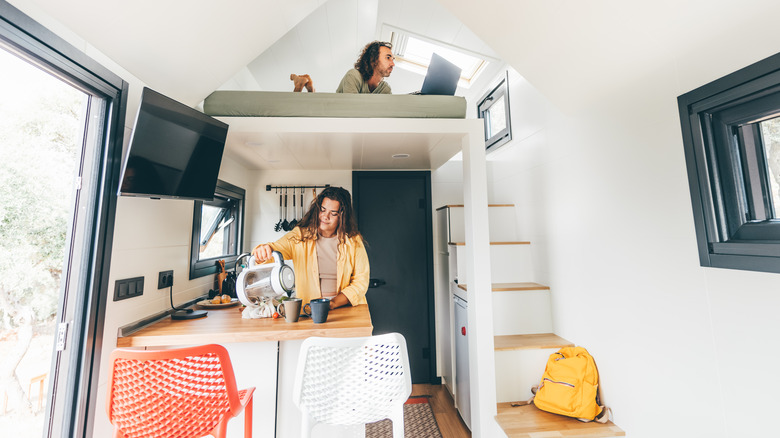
[12,0,328,106]
[221,0,502,98]
[11,0,501,106]
[436,0,780,113]
[11,0,780,113]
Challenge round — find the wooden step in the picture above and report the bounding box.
[449,241,530,246]
[494,334,573,351]
[436,204,515,210]
[457,282,550,292]
[496,403,625,437]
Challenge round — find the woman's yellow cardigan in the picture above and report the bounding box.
[258,228,370,305]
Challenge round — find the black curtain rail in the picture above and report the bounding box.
[265,184,331,191]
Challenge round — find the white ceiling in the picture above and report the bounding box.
[12,0,328,106]
[9,0,500,170]
[217,117,472,171]
[436,0,780,113]
[227,0,502,97]
[10,0,779,169]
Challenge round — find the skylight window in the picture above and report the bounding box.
[390,32,487,88]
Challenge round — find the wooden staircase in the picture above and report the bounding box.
[438,205,623,438]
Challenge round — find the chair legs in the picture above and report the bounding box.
[244,396,253,438]
[300,414,316,438]
[391,404,405,438]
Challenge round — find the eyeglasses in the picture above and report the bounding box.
[320,207,341,218]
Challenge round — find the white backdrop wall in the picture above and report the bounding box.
[477,58,780,437]
[245,170,354,250]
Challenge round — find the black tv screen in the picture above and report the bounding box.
[118,87,228,201]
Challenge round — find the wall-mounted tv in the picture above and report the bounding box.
[118,87,228,201]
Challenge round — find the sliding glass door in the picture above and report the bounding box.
[0,2,127,436]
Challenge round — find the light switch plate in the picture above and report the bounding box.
[114,276,144,301]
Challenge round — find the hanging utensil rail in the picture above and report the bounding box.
[265,184,330,191]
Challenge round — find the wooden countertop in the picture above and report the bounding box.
[116,304,373,348]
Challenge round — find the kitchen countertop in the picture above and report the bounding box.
[116,303,373,347]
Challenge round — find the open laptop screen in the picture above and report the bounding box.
[419,53,462,96]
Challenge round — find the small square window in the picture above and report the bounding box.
[478,73,512,152]
[189,180,245,279]
[678,51,780,273]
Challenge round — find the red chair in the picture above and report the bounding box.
[106,344,254,438]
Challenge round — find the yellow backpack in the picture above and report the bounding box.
[531,346,608,422]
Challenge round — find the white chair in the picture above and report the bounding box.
[292,332,412,438]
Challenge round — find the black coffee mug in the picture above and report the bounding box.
[303,298,330,324]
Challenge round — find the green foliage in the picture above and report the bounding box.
[0,59,85,329]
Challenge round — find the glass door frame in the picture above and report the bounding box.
[0,2,127,437]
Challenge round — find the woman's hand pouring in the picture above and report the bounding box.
[252,244,274,263]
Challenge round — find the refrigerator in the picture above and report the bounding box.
[453,293,471,430]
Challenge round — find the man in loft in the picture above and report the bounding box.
[290,41,395,94]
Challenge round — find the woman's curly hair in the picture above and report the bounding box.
[354,41,392,82]
[295,187,363,245]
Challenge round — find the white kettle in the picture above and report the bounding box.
[235,251,295,307]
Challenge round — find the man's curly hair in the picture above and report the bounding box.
[354,41,392,82]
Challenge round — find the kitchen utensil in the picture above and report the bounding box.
[282,187,290,231]
[216,260,227,294]
[276,298,302,323]
[274,188,282,232]
[303,298,330,324]
[290,187,298,229]
[235,251,295,308]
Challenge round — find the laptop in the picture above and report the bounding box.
[416,53,462,96]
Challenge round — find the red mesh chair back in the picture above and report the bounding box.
[106,344,254,438]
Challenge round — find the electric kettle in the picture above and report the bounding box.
[235,251,295,307]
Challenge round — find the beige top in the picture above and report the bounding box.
[316,235,339,299]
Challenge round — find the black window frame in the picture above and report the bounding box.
[189,179,245,279]
[0,1,127,436]
[678,51,780,273]
[478,71,512,152]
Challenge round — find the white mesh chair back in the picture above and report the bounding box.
[293,332,412,438]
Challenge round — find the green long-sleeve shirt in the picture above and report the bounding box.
[336,69,391,94]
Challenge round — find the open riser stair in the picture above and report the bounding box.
[437,204,624,438]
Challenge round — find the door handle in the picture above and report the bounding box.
[368,278,386,288]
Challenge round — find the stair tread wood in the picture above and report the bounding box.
[449,241,530,246]
[436,204,515,210]
[494,333,574,351]
[457,282,550,292]
[496,403,625,438]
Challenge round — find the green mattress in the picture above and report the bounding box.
[203,90,467,119]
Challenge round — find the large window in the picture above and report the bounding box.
[0,1,127,437]
[678,52,780,273]
[478,72,512,152]
[190,180,245,279]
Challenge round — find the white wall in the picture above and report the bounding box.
[478,54,780,436]
[245,170,354,249]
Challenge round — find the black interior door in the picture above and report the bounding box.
[353,171,436,384]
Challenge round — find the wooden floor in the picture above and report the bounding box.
[411,384,471,438]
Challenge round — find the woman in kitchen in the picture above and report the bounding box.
[252,186,369,310]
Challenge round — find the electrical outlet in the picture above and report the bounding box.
[158,270,173,289]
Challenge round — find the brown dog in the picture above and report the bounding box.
[290,74,315,92]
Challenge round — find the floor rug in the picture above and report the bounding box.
[365,396,443,438]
